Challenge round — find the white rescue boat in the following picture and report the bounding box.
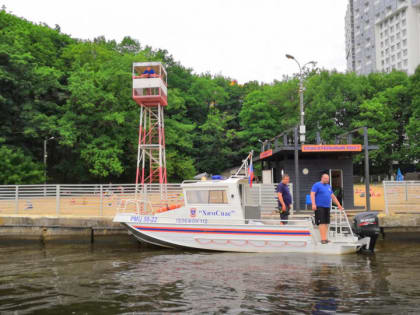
[114,176,377,255]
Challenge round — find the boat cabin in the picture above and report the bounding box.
[180,178,261,221]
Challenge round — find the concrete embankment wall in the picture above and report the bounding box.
[379,214,420,233]
[0,215,129,243]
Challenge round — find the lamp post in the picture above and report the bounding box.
[286,55,316,210]
[285,54,316,143]
[44,137,55,194]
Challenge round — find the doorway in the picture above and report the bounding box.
[329,169,344,206]
[262,169,273,184]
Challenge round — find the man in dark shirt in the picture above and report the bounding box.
[276,174,292,224]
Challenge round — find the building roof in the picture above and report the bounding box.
[254,143,378,163]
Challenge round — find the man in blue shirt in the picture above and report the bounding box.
[310,173,343,244]
[141,66,157,78]
[276,174,292,225]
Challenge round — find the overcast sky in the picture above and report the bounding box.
[3,0,348,83]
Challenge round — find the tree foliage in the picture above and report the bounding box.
[0,10,419,184]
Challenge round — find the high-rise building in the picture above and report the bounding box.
[345,0,420,75]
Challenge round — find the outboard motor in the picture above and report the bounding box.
[353,212,380,253]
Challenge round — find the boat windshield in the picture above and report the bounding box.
[186,190,228,204]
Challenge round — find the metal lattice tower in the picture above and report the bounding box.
[132,62,168,196]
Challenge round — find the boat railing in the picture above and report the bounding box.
[329,207,355,240]
[181,179,229,184]
[117,184,184,215]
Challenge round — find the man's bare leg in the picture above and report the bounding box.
[319,224,328,242]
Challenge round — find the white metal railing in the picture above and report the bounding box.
[0,182,287,217]
[0,184,183,217]
[329,207,355,240]
[244,183,293,214]
[383,181,420,215]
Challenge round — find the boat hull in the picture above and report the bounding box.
[123,222,365,255]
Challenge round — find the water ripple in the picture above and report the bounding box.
[0,239,420,313]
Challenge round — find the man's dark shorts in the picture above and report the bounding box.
[279,205,290,224]
[315,207,330,225]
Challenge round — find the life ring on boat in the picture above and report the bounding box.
[156,206,168,213]
[156,203,182,213]
[168,204,182,210]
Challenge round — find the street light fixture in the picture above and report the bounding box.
[44,136,55,186]
[285,54,317,143]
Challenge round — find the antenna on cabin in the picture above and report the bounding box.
[233,151,253,177]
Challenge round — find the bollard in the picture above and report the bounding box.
[383,182,389,216]
[99,185,103,216]
[56,185,60,216]
[15,185,19,214]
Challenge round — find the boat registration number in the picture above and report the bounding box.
[130,215,158,223]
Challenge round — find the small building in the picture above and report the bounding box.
[256,144,364,210]
[254,127,377,211]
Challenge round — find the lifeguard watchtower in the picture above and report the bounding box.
[132,62,168,193]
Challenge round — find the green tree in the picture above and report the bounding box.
[352,71,410,174]
[407,66,420,169]
[0,144,43,184]
[1,10,418,184]
[195,108,235,173]
[239,82,299,154]
[304,71,368,143]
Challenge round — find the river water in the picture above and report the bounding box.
[1,236,420,314]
